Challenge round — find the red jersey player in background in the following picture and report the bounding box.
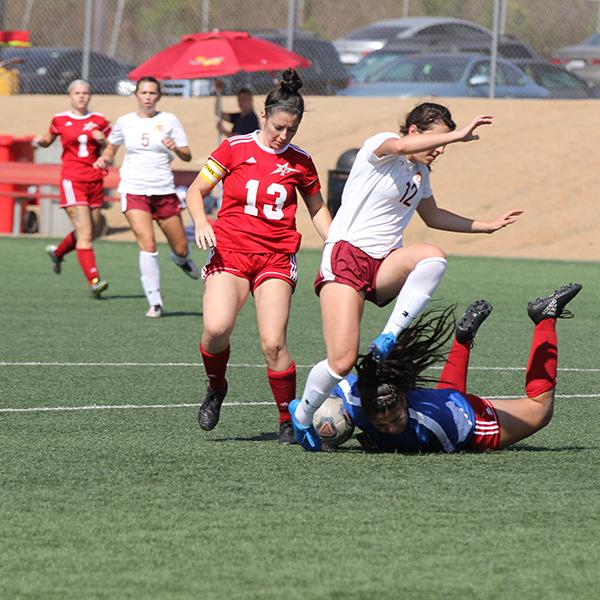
[186,69,332,443]
[33,79,110,297]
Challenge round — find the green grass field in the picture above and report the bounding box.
[1,237,599,600]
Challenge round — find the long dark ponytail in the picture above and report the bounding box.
[356,305,456,419]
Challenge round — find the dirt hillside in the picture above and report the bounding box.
[2,95,599,260]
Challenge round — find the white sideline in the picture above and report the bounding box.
[0,401,274,413]
[0,361,599,372]
[1,395,599,414]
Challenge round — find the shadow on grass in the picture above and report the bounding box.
[212,434,368,452]
[507,445,596,452]
[214,432,279,442]
[101,294,146,300]
[161,311,203,318]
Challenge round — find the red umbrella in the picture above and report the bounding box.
[128,30,311,80]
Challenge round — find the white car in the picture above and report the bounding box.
[333,16,493,65]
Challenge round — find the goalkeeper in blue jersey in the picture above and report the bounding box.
[329,283,581,453]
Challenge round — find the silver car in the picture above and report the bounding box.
[337,54,549,98]
[552,32,600,86]
[333,16,493,65]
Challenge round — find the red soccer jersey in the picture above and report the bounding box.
[209,131,321,254]
[49,111,111,182]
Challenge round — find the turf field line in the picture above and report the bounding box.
[0,361,599,373]
[0,401,275,413]
[1,394,599,414]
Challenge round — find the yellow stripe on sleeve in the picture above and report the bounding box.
[199,158,227,189]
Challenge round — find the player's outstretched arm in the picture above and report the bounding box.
[374,115,493,158]
[301,191,332,241]
[417,196,524,233]
[186,172,217,250]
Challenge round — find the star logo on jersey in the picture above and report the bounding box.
[82,122,98,132]
[270,162,299,177]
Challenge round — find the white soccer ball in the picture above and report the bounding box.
[312,395,355,449]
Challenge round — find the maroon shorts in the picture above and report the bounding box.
[59,178,104,209]
[202,247,298,292]
[315,240,394,307]
[464,394,501,451]
[121,193,182,220]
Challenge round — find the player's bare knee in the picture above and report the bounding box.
[260,339,285,363]
[528,392,554,429]
[202,326,232,349]
[139,240,157,253]
[76,232,93,247]
[420,244,446,261]
[327,355,354,378]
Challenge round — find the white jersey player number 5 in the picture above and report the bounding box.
[244,179,286,221]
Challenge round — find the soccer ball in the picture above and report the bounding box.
[312,395,355,449]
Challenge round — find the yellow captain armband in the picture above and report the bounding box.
[199,158,227,189]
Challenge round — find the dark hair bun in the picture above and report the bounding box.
[280,68,303,94]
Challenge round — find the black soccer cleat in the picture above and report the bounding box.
[46,244,63,274]
[278,420,297,445]
[527,283,582,325]
[198,383,228,431]
[455,299,493,345]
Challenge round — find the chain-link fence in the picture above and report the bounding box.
[1,0,599,97]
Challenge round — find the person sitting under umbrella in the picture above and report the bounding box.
[214,79,260,137]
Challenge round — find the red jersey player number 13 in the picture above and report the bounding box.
[202,130,321,254]
[185,68,332,444]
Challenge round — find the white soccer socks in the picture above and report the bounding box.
[139,250,163,308]
[295,359,343,427]
[382,256,447,337]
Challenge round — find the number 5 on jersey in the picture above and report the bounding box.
[244,179,286,220]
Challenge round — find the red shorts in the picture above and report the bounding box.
[121,193,181,220]
[59,178,104,209]
[464,394,501,451]
[202,248,297,292]
[315,240,393,307]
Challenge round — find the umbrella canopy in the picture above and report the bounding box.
[128,30,311,80]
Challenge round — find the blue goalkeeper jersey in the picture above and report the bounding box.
[332,374,476,453]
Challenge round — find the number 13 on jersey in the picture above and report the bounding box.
[244,179,286,221]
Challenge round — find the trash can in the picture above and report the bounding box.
[327,148,359,218]
[0,134,34,233]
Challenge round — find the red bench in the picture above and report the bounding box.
[0,161,198,234]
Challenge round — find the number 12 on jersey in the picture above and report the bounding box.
[244,179,286,220]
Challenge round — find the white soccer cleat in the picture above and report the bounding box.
[145,304,163,318]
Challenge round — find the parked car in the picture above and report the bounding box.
[0,46,134,94]
[512,59,599,98]
[338,53,549,98]
[333,16,493,65]
[349,35,539,83]
[237,30,348,95]
[552,32,600,86]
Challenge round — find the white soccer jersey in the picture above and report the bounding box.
[326,132,432,259]
[109,111,189,195]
